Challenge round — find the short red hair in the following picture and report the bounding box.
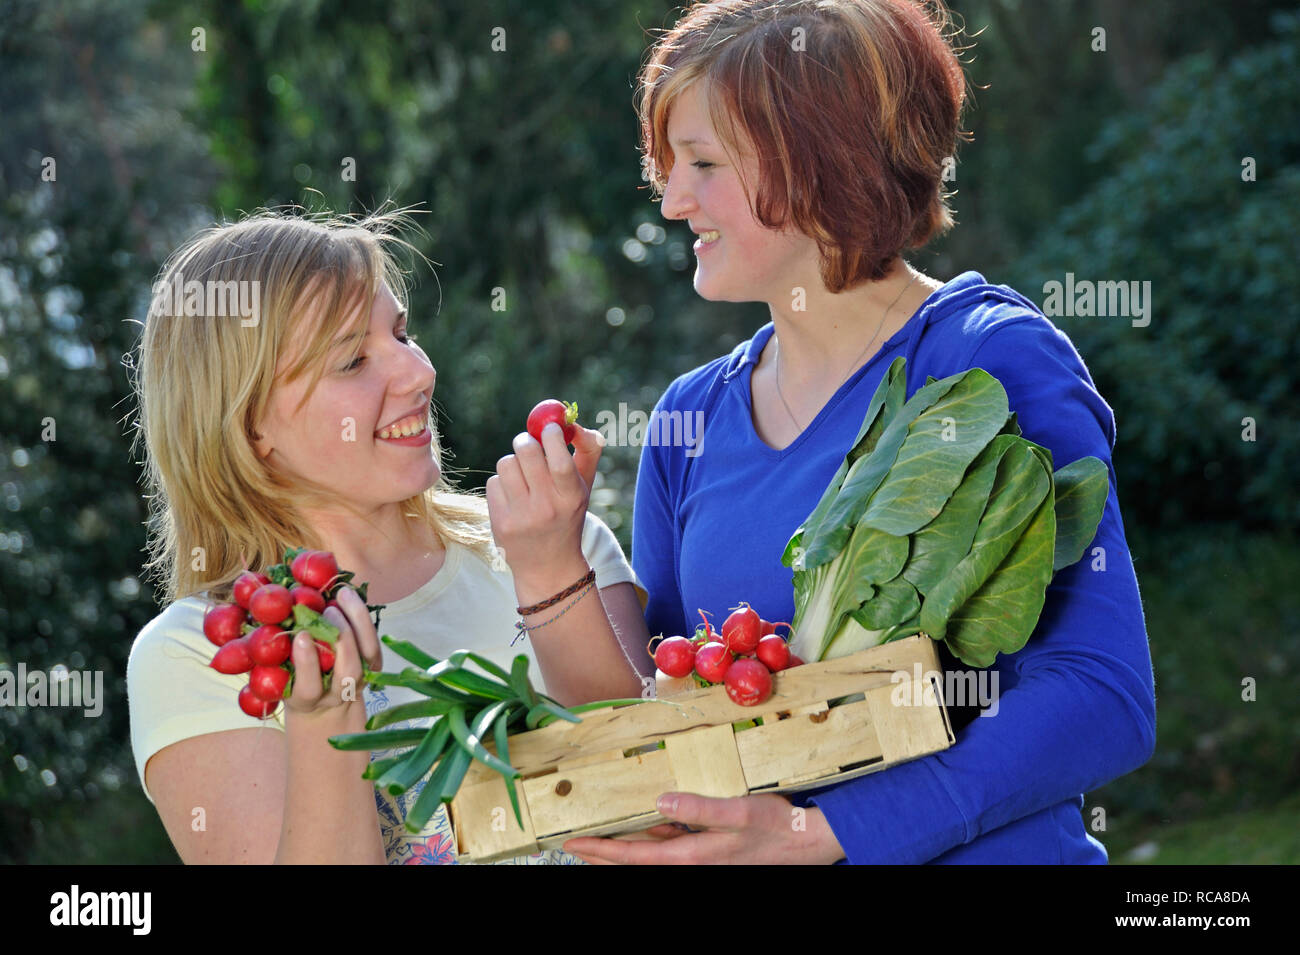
[638,0,970,290]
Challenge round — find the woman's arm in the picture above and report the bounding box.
[147,707,382,864]
[140,590,387,864]
[488,424,646,706]
[630,397,690,645]
[803,316,1157,862]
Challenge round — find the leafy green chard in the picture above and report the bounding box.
[785,357,1109,668]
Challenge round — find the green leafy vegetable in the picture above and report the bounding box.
[785,356,1110,667]
[330,650,640,836]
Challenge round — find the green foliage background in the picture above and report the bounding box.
[1,0,1297,863]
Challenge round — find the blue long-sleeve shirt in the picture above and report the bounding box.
[630,271,1157,864]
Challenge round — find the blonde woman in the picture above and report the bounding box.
[126,208,649,864]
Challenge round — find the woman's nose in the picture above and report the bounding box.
[395,341,435,398]
[660,165,694,221]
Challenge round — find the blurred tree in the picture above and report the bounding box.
[937,0,1299,277]
[0,0,213,860]
[1005,11,1300,531]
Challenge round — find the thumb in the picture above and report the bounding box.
[571,425,604,491]
[656,792,745,830]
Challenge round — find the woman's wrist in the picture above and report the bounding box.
[284,697,367,736]
[511,555,593,610]
[806,808,847,864]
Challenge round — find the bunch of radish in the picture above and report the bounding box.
[650,603,805,707]
[202,547,378,719]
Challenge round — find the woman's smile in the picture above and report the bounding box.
[693,228,722,254]
[375,415,432,446]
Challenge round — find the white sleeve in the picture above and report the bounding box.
[580,512,648,610]
[126,597,284,803]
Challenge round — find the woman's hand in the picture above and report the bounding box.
[283,586,381,721]
[486,423,604,593]
[563,793,847,865]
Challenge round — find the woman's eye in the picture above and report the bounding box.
[691,160,714,170]
[340,331,416,372]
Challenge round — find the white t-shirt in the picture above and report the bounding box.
[126,513,646,865]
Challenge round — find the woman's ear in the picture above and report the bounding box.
[250,409,274,460]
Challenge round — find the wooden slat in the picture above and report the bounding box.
[655,670,697,699]
[735,699,884,788]
[461,742,628,788]
[664,724,748,797]
[449,775,539,862]
[556,748,628,771]
[536,811,665,850]
[523,749,675,838]
[498,636,941,773]
[790,700,830,717]
[777,768,840,787]
[865,676,954,763]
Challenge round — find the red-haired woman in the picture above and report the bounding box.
[564,0,1155,864]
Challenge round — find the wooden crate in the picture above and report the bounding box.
[447,633,954,862]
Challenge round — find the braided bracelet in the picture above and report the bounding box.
[512,582,595,645]
[515,567,596,617]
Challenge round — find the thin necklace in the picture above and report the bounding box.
[774,269,920,433]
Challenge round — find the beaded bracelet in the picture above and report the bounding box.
[515,567,596,617]
[512,582,595,645]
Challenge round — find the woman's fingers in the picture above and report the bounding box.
[512,431,555,503]
[287,632,323,706]
[282,602,369,715]
[495,450,528,504]
[322,604,361,701]
[334,586,381,671]
[539,424,589,501]
[485,474,511,540]
[569,425,604,493]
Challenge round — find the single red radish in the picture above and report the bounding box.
[210,636,254,674]
[756,634,791,671]
[249,664,291,702]
[653,636,697,678]
[249,583,293,625]
[721,604,761,655]
[787,654,805,668]
[314,639,336,673]
[290,584,327,613]
[526,399,579,445]
[248,624,291,666]
[203,603,247,647]
[232,571,271,610]
[693,641,732,684]
[724,658,773,706]
[238,684,278,719]
[290,550,340,592]
[760,619,792,637]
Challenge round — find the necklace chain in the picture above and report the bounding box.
[774,269,920,433]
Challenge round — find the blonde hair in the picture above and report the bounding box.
[638,0,971,289]
[129,205,493,605]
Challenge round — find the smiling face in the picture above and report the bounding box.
[253,281,439,511]
[659,83,822,305]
